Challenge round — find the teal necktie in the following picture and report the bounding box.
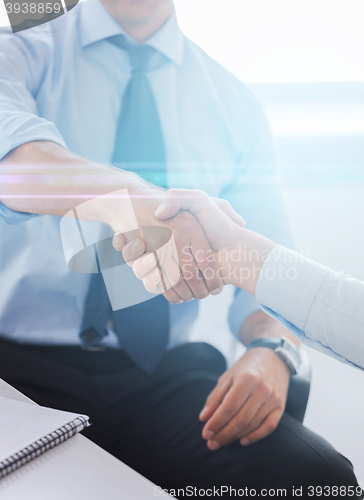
[111,37,168,187]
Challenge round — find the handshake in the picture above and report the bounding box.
[112,189,275,302]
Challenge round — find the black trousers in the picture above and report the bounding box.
[0,338,361,500]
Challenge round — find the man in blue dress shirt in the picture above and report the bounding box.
[0,0,360,496]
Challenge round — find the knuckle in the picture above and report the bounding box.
[237,414,250,428]
[193,254,209,268]
[173,276,187,289]
[266,422,278,434]
[144,278,160,294]
[223,404,237,418]
[132,265,142,280]
[122,249,132,264]
[222,426,238,441]
[167,295,183,304]
[206,275,221,290]
[195,189,207,197]
[217,373,229,386]
[167,188,179,198]
[244,370,260,385]
[186,285,209,300]
[209,425,221,436]
[176,210,193,224]
[198,258,216,275]
[185,272,203,285]
[271,392,283,408]
[260,383,272,399]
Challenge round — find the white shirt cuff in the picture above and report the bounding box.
[255,245,331,331]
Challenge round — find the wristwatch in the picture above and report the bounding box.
[246,336,302,375]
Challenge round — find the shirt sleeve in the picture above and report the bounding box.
[0,203,39,225]
[223,96,295,340]
[0,28,68,224]
[256,245,364,370]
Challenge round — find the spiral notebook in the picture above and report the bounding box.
[0,395,90,479]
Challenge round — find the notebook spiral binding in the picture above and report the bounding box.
[0,416,89,479]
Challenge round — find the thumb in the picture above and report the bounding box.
[212,198,246,228]
[154,192,182,220]
[154,188,214,220]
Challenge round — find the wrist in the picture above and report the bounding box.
[126,182,165,229]
[245,336,302,375]
[91,170,165,232]
[216,228,275,294]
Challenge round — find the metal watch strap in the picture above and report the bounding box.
[246,336,301,375]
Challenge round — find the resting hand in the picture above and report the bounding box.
[199,345,289,449]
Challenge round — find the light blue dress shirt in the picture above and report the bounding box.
[256,245,364,370]
[0,0,293,348]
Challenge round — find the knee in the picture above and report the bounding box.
[270,417,360,495]
[299,447,360,494]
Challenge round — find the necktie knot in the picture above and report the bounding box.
[128,44,156,72]
[108,35,156,73]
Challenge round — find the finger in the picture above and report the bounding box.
[159,247,195,302]
[207,390,271,448]
[141,260,194,303]
[178,218,222,298]
[165,274,194,302]
[145,230,194,302]
[154,194,182,220]
[133,256,183,303]
[201,382,252,441]
[142,266,166,294]
[122,238,146,266]
[155,189,246,230]
[132,252,157,281]
[190,240,223,296]
[113,232,127,252]
[212,198,246,228]
[235,400,276,441]
[199,376,233,423]
[162,288,184,304]
[179,246,210,300]
[154,189,211,220]
[155,233,183,292]
[239,408,283,446]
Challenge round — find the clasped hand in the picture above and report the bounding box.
[114,189,246,299]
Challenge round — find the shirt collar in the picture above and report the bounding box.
[79,0,184,66]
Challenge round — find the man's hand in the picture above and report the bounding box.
[198,311,299,449]
[114,189,226,301]
[154,188,246,251]
[115,188,247,299]
[114,188,246,301]
[199,346,290,449]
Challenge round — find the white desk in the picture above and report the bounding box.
[0,379,174,499]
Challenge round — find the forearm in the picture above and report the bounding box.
[216,227,275,295]
[239,310,301,347]
[215,228,300,346]
[0,141,161,229]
